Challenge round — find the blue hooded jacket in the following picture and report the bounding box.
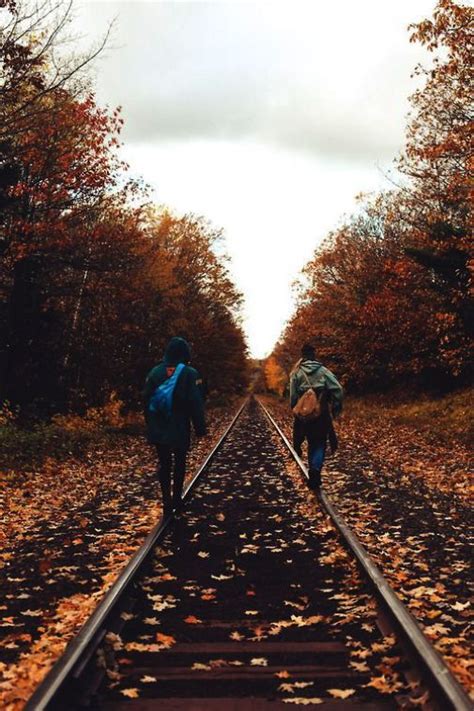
[143,337,207,448]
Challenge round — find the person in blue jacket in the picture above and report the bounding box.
[143,337,207,515]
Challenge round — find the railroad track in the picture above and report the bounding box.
[25,397,471,710]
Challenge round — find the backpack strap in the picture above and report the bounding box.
[149,363,186,414]
[299,364,323,389]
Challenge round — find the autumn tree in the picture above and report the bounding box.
[0,2,249,413]
[0,83,133,406]
[131,211,249,401]
[273,193,452,390]
[272,1,472,393]
[263,356,287,397]
[0,0,126,405]
[399,0,473,373]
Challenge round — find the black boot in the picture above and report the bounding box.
[308,468,322,490]
[173,466,185,514]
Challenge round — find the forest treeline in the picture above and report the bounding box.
[0,0,248,415]
[266,0,472,396]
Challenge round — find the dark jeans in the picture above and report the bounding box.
[293,416,337,484]
[293,417,306,454]
[308,441,326,485]
[156,444,187,510]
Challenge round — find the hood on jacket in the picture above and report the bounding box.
[299,359,322,375]
[164,337,191,366]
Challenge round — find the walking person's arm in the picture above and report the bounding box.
[321,367,343,418]
[289,371,300,409]
[189,370,207,437]
[143,371,155,409]
[143,369,156,429]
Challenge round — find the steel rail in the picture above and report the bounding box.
[25,398,248,711]
[258,397,472,711]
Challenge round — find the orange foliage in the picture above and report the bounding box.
[273,1,472,389]
[0,3,248,411]
[263,356,287,396]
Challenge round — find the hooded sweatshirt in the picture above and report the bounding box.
[143,337,206,448]
[290,359,343,417]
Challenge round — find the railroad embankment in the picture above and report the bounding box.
[345,386,472,447]
[0,401,240,710]
[264,390,473,693]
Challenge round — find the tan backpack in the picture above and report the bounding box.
[292,367,323,420]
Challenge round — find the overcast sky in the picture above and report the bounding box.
[76,0,435,358]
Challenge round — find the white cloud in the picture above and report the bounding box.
[73,0,435,356]
[121,139,389,357]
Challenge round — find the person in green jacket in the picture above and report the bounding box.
[290,343,343,489]
[143,337,207,515]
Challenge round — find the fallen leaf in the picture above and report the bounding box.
[350,661,370,672]
[279,682,314,693]
[327,688,356,699]
[120,688,139,698]
[451,601,469,611]
[155,632,175,648]
[282,698,323,705]
[250,657,268,666]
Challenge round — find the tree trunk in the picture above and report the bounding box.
[1,255,43,406]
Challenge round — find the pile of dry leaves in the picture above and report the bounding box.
[263,395,473,697]
[0,404,238,710]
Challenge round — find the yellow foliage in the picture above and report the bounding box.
[264,357,287,397]
[52,392,125,432]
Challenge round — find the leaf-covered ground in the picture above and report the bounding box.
[263,395,473,696]
[0,405,238,710]
[97,399,421,708]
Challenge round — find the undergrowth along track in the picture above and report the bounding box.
[25,397,471,710]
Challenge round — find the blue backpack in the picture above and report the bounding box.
[149,363,185,418]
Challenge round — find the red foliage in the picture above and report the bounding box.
[272,1,472,389]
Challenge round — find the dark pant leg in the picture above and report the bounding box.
[293,418,305,454]
[306,419,327,487]
[172,448,187,507]
[156,444,173,511]
[308,440,326,474]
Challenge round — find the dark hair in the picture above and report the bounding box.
[164,336,191,365]
[301,343,315,360]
